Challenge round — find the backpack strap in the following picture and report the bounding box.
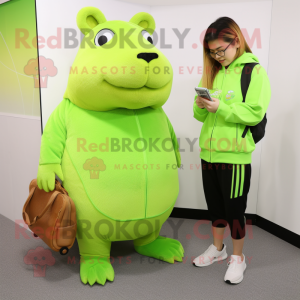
[241,62,260,138]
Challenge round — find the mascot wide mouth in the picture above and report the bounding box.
[103,78,171,90]
[99,54,172,90]
[84,77,173,110]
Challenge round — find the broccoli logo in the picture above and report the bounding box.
[225,90,235,101]
[83,157,106,179]
[23,246,55,277]
[24,56,57,88]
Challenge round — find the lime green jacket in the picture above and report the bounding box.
[193,51,271,164]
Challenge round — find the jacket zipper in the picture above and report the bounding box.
[210,69,226,162]
[236,123,238,147]
[133,110,148,218]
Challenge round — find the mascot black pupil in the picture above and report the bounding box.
[98,35,107,46]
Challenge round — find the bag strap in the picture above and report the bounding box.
[241,62,259,102]
[55,179,69,195]
[22,185,37,224]
[241,62,260,138]
[23,190,61,226]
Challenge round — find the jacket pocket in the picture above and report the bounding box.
[207,116,236,154]
[236,123,255,153]
[199,113,214,152]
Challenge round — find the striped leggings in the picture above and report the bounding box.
[201,159,251,239]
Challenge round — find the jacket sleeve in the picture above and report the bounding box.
[193,78,209,123]
[39,99,68,165]
[162,109,181,168]
[216,65,271,126]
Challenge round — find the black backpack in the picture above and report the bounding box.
[240,62,267,143]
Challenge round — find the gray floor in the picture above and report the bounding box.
[1,213,299,300]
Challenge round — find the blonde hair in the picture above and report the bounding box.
[202,17,252,89]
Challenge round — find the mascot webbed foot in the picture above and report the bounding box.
[80,256,114,286]
[134,235,185,264]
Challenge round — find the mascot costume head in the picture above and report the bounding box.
[37,6,184,286]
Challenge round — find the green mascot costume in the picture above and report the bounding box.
[37,6,184,285]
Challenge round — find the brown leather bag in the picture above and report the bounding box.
[22,178,77,255]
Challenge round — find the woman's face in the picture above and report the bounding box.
[207,38,240,66]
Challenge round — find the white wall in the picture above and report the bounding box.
[118,0,265,5]
[0,114,41,223]
[257,0,300,235]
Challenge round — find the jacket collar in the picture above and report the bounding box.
[220,51,259,72]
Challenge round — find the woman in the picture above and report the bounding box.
[192,17,271,285]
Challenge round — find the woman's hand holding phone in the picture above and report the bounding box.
[195,95,205,109]
[196,95,220,113]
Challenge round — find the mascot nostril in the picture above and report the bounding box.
[37,7,183,286]
[137,52,159,63]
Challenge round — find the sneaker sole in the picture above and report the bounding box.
[224,263,247,284]
[193,253,228,267]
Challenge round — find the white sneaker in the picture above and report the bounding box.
[224,253,247,284]
[193,243,228,267]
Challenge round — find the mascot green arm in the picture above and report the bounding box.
[37,99,67,191]
[163,110,181,168]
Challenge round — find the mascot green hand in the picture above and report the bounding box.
[37,164,64,192]
[37,6,184,286]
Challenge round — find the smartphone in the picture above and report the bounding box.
[195,87,212,101]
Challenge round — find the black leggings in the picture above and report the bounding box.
[201,159,251,240]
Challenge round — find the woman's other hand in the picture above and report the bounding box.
[201,97,220,113]
[195,95,205,108]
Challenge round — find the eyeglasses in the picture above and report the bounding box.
[206,39,235,58]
